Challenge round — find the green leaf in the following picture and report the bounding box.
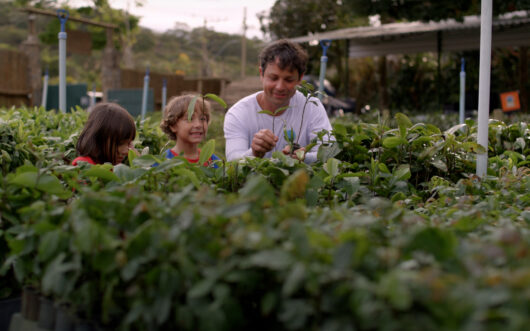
[10,171,37,188]
[430,159,448,172]
[393,164,411,180]
[174,168,200,188]
[127,149,137,166]
[282,263,306,297]
[239,175,275,202]
[187,95,200,121]
[281,169,309,201]
[261,292,277,315]
[131,154,159,168]
[247,249,293,270]
[317,142,341,163]
[378,271,412,310]
[383,136,407,148]
[204,93,227,109]
[395,112,412,138]
[377,162,390,173]
[323,158,340,178]
[461,142,486,154]
[38,230,61,262]
[332,123,347,137]
[36,174,71,198]
[514,137,526,151]
[188,278,215,299]
[113,164,148,182]
[199,139,215,166]
[445,123,467,135]
[273,105,289,115]
[83,165,119,182]
[406,227,456,261]
[258,110,274,115]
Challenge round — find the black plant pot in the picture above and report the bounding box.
[0,297,21,331]
[21,286,40,321]
[54,304,74,331]
[290,143,302,156]
[75,320,96,331]
[38,296,56,330]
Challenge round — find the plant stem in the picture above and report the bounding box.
[296,98,310,145]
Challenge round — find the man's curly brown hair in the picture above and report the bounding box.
[160,94,212,141]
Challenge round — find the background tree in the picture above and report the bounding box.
[343,0,529,23]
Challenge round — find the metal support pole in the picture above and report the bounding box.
[57,9,68,113]
[459,58,466,125]
[141,67,150,121]
[477,0,492,177]
[318,40,332,101]
[162,78,167,112]
[90,83,96,107]
[41,67,48,109]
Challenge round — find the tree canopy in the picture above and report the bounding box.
[261,0,530,39]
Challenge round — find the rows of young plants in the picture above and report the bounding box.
[1,106,529,330]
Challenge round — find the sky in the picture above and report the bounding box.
[69,0,277,39]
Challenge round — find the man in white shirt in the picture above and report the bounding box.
[224,39,332,164]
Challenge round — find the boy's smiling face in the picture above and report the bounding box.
[171,110,208,145]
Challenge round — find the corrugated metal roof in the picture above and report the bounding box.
[290,11,530,43]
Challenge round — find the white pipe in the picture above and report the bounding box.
[162,79,167,112]
[41,71,48,109]
[90,83,96,107]
[141,68,150,121]
[459,59,466,125]
[58,31,67,113]
[476,0,492,177]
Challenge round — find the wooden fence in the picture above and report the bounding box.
[120,69,229,110]
[0,50,30,108]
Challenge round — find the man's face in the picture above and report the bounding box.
[259,59,303,110]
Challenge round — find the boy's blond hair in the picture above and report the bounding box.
[160,94,212,141]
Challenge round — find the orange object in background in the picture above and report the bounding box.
[500,91,521,112]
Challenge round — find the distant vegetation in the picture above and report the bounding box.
[0,0,265,89]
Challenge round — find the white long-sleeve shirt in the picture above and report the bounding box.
[224,91,332,164]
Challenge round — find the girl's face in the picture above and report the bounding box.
[115,139,132,164]
[171,111,208,146]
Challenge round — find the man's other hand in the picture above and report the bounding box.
[282,145,305,161]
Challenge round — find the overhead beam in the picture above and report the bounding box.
[23,7,118,29]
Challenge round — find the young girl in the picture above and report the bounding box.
[160,95,220,167]
[72,102,136,166]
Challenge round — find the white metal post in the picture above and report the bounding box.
[41,68,48,109]
[57,10,68,113]
[459,58,466,125]
[141,67,150,121]
[90,83,96,107]
[318,40,332,101]
[476,0,492,177]
[162,78,167,112]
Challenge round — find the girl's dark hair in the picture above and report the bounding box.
[160,94,211,141]
[259,39,308,77]
[76,103,136,164]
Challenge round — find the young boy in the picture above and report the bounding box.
[160,95,220,167]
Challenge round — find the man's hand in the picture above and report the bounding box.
[251,129,278,157]
[282,145,306,161]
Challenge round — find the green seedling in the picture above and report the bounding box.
[187,93,227,121]
[258,106,289,135]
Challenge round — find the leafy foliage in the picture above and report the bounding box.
[1,106,530,330]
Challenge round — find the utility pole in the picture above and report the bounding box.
[201,18,210,78]
[241,7,247,78]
